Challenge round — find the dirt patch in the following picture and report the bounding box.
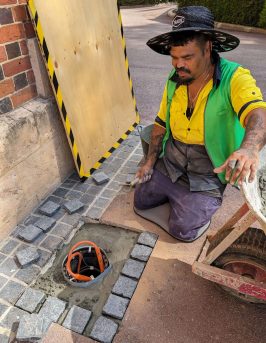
[33,223,138,333]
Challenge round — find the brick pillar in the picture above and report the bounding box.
[0,0,37,114]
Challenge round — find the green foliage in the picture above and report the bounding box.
[258,0,266,27]
[177,0,265,27]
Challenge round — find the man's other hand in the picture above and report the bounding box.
[213,148,259,185]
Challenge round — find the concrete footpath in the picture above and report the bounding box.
[0,4,265,343]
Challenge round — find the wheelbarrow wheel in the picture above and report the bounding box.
[208,227,266,304]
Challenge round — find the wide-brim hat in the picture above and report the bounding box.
[147,6,240,55]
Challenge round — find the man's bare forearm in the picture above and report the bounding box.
[146,124,166,166]
[242,108,266,153]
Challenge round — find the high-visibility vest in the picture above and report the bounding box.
[162,58,245,184]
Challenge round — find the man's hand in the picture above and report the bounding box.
[134,161,154,184]
[213,148,259,185]
[132,124,165,186]
[214,108,266,186]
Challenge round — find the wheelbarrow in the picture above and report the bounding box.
[192,148,266,303]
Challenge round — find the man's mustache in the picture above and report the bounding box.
[175,67,191,74]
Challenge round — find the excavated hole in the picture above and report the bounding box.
[33,223,138,334]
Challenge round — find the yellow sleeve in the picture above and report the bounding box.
[231,66,266,127]
[154,84,167,128]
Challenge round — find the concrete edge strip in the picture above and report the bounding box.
[27,0,140,180]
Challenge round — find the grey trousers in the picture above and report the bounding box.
[134,169,222,241]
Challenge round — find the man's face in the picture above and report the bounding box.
[170,40,211,84]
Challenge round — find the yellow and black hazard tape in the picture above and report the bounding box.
[27,0,140,180]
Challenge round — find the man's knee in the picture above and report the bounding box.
[134,185,148,210]
[168,218,210,241]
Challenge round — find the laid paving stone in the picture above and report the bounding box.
[0,239,20,255]
[0,275,8,289]
[15,265,40,284]
[63,199,84,214]
[35,217,56,232]
[121,258,145,279]
[51,223,73,239]
[15,246,40,268]
[16,313,46,341]
[53,187,69,198]
[73,182,90,193]
[102,294,129,320]
[60,213,81,226]
[0,306,27,331]
[101,189,117,199]
[39,296,66,324]
[130,244,152,262]
[86,207,103,220]
[51,208,65,221]
[40,236,63,252]
[106,181,122,191]
[0,252,6,262]
[45,195,64,205]
[94,197,111,209]
[92,171,110,185]
[87,185,103,196]
[64,190,83,201]
[23,215,41,226]
[16,288,46,313]
[39,201,61,217]
[114,173,128,183]
[112,275,138,299]
[17,225,43,243]
[62,305,91,334]
[0,303,8,316]
[137,231,158,248]
[61,180,77,189]
[80,193,95,205]
[0,334,9,343]
[0,257,19,276]
[90,316,118,343]
[69,171,81,181]
[35,249,52,268]
[0,281,25,304]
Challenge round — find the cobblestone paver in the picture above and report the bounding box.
[0,306,27,330]
[0,280,25,304]
[130,244,153,262]
[17,225,43,242]
[137,231,158,248]
[121,258,146,279]
[16,313,46,341]
[112,275,138,299]
[35,217,56,232]
[15,246,40,267]
[39,201,61,217]
[90,316,118,343]
[102,294,129,319]
[16,288,46,313]
[62,305,92,334]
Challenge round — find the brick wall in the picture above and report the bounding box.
[0,0,37,114]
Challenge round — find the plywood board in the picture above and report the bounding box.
[28,0,139,177]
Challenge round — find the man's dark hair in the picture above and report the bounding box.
[170,31,211,52]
